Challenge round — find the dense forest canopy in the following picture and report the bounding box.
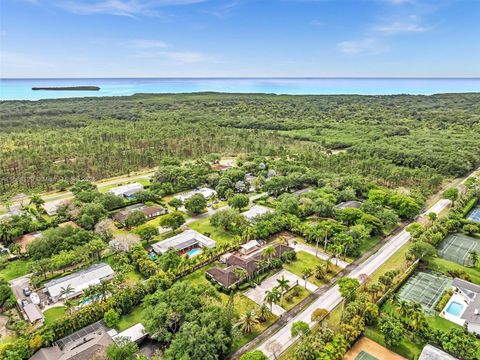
[0,92,479,197]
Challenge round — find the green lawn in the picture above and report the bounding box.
[357,235,382,258]
[187,217,235,247]
[283,251,341,286]
[118,305,145,331]
[0,259,32,281]
[430,257,480,285]
[43,306,66,325]
[282,285,311,311]
[364,326,424,360]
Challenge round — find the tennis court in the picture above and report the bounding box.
[397,271,451,314]
[467,207,480,223]
[437,233,480,267]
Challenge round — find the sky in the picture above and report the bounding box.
[0,0,479,78]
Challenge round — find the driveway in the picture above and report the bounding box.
[244,269,318,316]
[288,241,350,269]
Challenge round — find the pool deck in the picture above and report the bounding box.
[440,293,468,326]
[344,336,406,360]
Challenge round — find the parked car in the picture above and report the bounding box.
[23,287,32,296]
[21,299,29,307]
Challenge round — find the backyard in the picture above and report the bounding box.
[283,250,341,286]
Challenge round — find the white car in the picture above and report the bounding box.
[30,292,40,305]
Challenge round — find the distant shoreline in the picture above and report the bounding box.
[32,86,100,91]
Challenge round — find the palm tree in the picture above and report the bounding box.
[396,300,412,320]
[330,244,343,266]
[237,309,259,334]
[29,194,44,212]
[262,245,275,263]
[469,250,478,267]
[325,258,332,273]
[276,276,290,306]
[59,284,74,300]
[409,303,426,331]
[313,263,326,280]
[65,299,78,315]
[233,267,248,283]
[98,280,114,301]
[264,288,280,311]
[257,304,269,322]
[301,268,313,288]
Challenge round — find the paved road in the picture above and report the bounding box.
[257,171,479,358]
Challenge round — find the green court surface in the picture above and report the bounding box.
[397,271,451,314]
[355,351,378,360]
[467,207,480,223]
[437,233,480,267]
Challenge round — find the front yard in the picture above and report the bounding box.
[283,250,341,286]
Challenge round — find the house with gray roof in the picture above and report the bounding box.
[419,345,458,360]
[151,229,216,255]
[241,205,273,221]
[108,183,144,199]
[44,263,114,302]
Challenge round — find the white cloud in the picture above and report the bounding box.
[59,0,207,17]
[123,39,169,48]
[337,38,388,55]
[375,21,431,35]
[132,50,212,63]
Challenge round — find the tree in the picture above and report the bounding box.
[311,308,329,322]
[158,248,182,272]
[71,180,97,195]
[379,314,405,348]
[233,267,248,282]
[104,309,120,329]
[276,276,290,306]
[262,245,275,262]
[443,187,459,205]
[29,194,44,212]
[440,327,478,360]
[106,338,139,360]
[184,194,207,214]
[124,210,146,228]
[136,224,159,242]
[337,277,360,303]
[257,304,269,323]
[99,193,125,211]
[210,208,246,232]
[228,194,250,210]
[94,219,114,241]
[109,233,140,252]
[291,321,309,338]
[264,288,280,311]
[237,309,259,334]
[408,241,436,262]
[168,198,183,210]
[239,350,268,360]
[59,284,74,299]
[469,250,479,267]
[159,211,185,230]
[301,268,313,288]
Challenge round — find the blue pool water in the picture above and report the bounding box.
[186,248,202,257]
[446,301,465,317]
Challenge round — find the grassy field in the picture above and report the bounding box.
[364,326,424,360]
[430,257,480,284]
[282,285,311,311]
[187,217,235,247]
[43,306,66,325]
[0,259,32,281]
[118,305,144,331]
[283,251,341,286]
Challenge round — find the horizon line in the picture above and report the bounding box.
[2,76,480,80]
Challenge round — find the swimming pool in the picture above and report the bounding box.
[186,248,202,257]
[446,301,465,317]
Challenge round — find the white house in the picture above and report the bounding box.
[441,278,480,335]
[419,345,458,360]
[174,188,216,202]
[42,199,71,216]
[108,183,144,199]
[241,205,273,221]
[44,263,114,302]
[151,229,216,255]
[110,323,147,344]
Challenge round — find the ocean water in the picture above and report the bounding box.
[0,78,479,101]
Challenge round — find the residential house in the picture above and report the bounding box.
[206,244,294,289]
[151,229,216,255]
[108,183,144,199]
[419,345,458,360]
[174,187,216,202]
[44,263,114,302]
[42,199,71,216]
[241,205,273,221]
[335,200,362,209]
[112,204,166,224]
